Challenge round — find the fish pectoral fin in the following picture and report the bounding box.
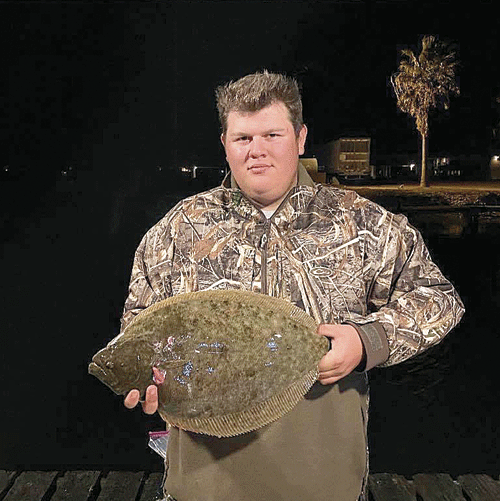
[152,366,166,384]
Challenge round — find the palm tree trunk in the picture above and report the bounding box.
[420,133,428,187]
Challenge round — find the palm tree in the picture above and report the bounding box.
[391,35,460,187]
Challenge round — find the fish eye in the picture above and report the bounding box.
[106,361,114,369]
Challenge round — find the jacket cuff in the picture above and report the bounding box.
[343,320,390,371]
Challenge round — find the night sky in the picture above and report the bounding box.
[2,0,499,179]
[1,0,500,472]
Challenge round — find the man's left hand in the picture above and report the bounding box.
[317,324,365,385]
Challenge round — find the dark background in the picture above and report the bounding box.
[1,0,499,474]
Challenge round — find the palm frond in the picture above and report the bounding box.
[391,34,459,137]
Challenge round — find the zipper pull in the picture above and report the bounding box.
[260,232,268,248]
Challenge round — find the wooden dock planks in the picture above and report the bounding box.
[0,469,499,500]
[369,473,417,501]
[50,471,101,501]
[0,471,17,499]
[413,473,466,501]
[458,474,500,501]
[139,472,164,501]
[97,471,144,501]
[2,471,58,501]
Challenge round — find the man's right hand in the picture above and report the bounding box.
[124,385,158,414]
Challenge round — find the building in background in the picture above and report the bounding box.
[316,137,372,183]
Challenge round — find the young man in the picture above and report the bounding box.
[123,71,464,500]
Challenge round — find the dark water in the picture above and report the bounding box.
[1,172,498,475]
[369,233,499,476]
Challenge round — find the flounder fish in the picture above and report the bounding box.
[89,289,329,437]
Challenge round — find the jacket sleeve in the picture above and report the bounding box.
[120,218,175,332]
[120,233,158,332]
[347,209,465,370]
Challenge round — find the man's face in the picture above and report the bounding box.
[221,101,307,211]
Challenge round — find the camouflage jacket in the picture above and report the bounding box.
[121,164,464,501]
[122,165,464,369]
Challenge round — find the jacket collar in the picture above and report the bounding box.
[223,161,316,221]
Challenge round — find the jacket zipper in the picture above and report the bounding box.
[242,189,295,296]
[260,222,270,295]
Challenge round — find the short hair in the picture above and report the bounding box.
[216,70,303,135]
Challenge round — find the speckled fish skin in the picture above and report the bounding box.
[89,289,329,437]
